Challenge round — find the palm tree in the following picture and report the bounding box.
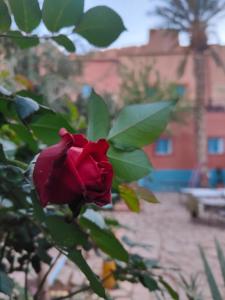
[153,0,225,186]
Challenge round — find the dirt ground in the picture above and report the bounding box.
[13,193,225,299]
[105,192,225,300]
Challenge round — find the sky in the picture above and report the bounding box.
[85,0,225,49]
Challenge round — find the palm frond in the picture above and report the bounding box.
[209,47,225,73]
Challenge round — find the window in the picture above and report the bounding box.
[208,138,224,154]
[81,84,92,99]
[155,138,172,155]
[176,84,186,97]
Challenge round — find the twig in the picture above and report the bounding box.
[55,270,116,300]
[55,285,91,300]
[34,252,61,300]
[25,260,29,300]
[0,232,9,263]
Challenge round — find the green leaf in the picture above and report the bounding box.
[75,6,126,47]
[137,187,159,204]
[52,35,76,52]
[32,193,45,223]
[9,123,38,152]
[0,144,7,163]
[108,101,175,149]
[9,31,39,48]
[108,147,151,182]
[87,90,110,141]
[140,274,159,292]
[119,184,140,212]
[159,277,179,300]
[30,113,74,145]
[215,239,225,286]
[199,246,223,300]
[69,250,106,298]
[0,86,11,97]
[8,0,41,33]
[43,0,84,32]
[14,96,40,122]
[80,211,129,262]
[0,271,14,296]
[0,0,11,32]
[82,209,107,229]
[46,216,88,248]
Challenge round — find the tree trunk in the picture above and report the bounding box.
[193,52,208,187]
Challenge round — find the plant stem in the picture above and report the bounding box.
[25,260,29,300]
[9,159,28,170]
[54,270,115,300]
[34,252,61,300]
[55,286,91,300]
[0,232,9,263]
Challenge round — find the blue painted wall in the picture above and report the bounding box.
[139,169,225,192]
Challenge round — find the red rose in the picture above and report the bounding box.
[33,128,113,209]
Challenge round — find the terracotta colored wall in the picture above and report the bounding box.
[144,112,225,170]
[207,112,225,168]
[144,116,196,170]
[79,60,120,95]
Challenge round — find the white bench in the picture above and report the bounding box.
[180,188,225,198]
[181,188,225,218]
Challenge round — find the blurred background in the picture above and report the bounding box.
[1,1,225,299]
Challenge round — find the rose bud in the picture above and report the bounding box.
[33,128,113,211]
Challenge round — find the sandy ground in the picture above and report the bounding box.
[12,193,225,300]
[104,192,225,300]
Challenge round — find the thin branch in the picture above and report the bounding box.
[0,232,9,263]
[34,252,61,300]
[55,270,116,300]
[55,285,91,300]
[25,260,29,300]
[0,32,75,41]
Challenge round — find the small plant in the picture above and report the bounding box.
[199,239,225,300]
[179,273,203,300]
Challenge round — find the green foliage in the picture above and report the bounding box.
[215,239,225,286]
[8,0,41,33]
[0,271,14,296]
[14,96,40,122]
[87,90,110,141]
[136,186,159,204]
[42,0,84,32]
[52,35,76,52]
[108,101,174,149]
[0,0,126,51]
[46,215,88,248]
[108,147,152,182]
[199,244,223,300]
[80,209,129,262]
[69,250,106,298]
[119,184,140,213]
[8,31,39,49]
[159,277,179,300]
[0,0,11,32]
[140,274,159,292]
[75,6,126,47]
[179,273,203,300]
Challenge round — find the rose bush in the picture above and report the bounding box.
[33,128,113,209]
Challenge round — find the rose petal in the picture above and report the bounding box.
[72,134,88,148]
[33,129,74,206]
[67,147,102,191]
[79,139,109,163]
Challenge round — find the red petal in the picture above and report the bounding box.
[72,134,88,147]
[67,147,102,191]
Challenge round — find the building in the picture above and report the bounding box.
[75,29,225,190]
